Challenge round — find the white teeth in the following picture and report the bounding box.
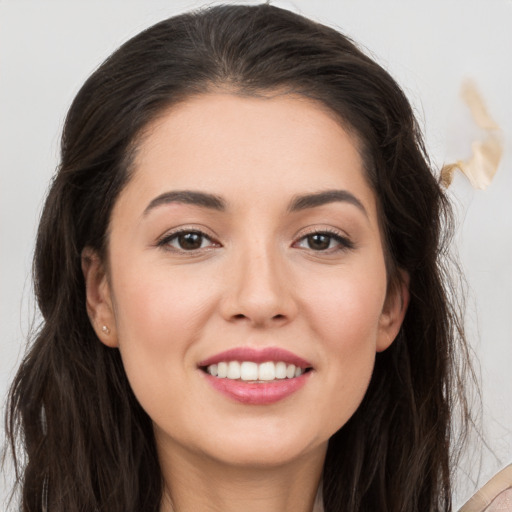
[217,362,228,378]
[205,361,307,381]
[275,361,287,379]
[286,364,296,379]
[240,361,258,381]
[258,361,275,381]
[227,361,241,379]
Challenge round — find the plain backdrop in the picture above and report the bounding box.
[1,0,511,509]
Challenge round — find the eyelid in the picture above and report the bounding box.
[155,224,354,254]
[293,226,355,251]
[156,226,221,252]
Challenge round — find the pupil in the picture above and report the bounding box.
[308,234,330,250]
[179,232,202,250]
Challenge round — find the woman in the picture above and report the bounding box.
[4,4,478,511]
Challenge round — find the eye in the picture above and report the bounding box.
[158,230,218,251]
[295,231,354,252]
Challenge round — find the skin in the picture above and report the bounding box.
[82,92,409,512]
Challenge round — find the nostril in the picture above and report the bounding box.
[233,314,246,320]
[272,314,285,320]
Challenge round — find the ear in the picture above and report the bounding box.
[376,270,410,352]
[81,247,118,348]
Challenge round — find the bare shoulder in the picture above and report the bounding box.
[459,465,512,511]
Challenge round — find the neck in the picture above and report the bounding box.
[158,439,326,512]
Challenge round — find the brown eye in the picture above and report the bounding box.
[159,230,216,251]
[177,232,204,250]
[295,231,354,252]
[306,234,332,250]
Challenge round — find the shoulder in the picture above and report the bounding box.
[459,465,512,511]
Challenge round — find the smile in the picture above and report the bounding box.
[198,347,313,404]
[204,361,307,381]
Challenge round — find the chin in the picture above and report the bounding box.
[208,442,321,469]
[190,420,329,469]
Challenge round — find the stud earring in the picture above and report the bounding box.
[101,325,111,335]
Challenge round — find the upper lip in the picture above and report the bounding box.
[197,347,312,369]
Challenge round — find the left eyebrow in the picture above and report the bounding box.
[143,190,226,216]
[287,190,368,217]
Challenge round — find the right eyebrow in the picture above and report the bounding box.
[287,189,368,217]
[142,190,226,216]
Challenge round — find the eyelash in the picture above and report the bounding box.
[157,229,219,252]
[294,228,355,252]
[157,228,354,254]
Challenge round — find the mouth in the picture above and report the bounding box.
[199,360,313,382]
[197,347,314,404]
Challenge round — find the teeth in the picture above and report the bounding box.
[258,361,275,381]
[240,362,258,381]
[206,361,306,381]
[217,362,228,378]
[275,361,287,379]
[227,361,241,379]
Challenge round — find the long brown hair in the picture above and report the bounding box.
[5,4,473,511]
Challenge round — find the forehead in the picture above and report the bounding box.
[119,92,378,220]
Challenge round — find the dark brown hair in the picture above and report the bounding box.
[5,4,473,511]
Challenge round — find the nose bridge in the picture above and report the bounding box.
[223,234,295,325]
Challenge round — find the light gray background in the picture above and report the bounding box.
[1,1,511,508]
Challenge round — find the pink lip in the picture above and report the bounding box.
[197,347,312,369]
[202,371,311,405]
[198,347,313,405]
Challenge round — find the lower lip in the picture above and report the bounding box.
[202,371,311,405]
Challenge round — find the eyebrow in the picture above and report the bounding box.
[287,190,367,216]
[143,188,367,217]
[143,190,226,216]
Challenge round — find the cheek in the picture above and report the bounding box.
[112,262,215,347]
[303,263,386,348]
[299,265,386,429]
[109,263,217,407]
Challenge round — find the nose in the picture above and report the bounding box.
[219,242,298,328]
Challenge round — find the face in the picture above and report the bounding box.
[83,92,407,469]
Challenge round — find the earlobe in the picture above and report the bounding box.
[377,271,410,352]
[81,247,118,348]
